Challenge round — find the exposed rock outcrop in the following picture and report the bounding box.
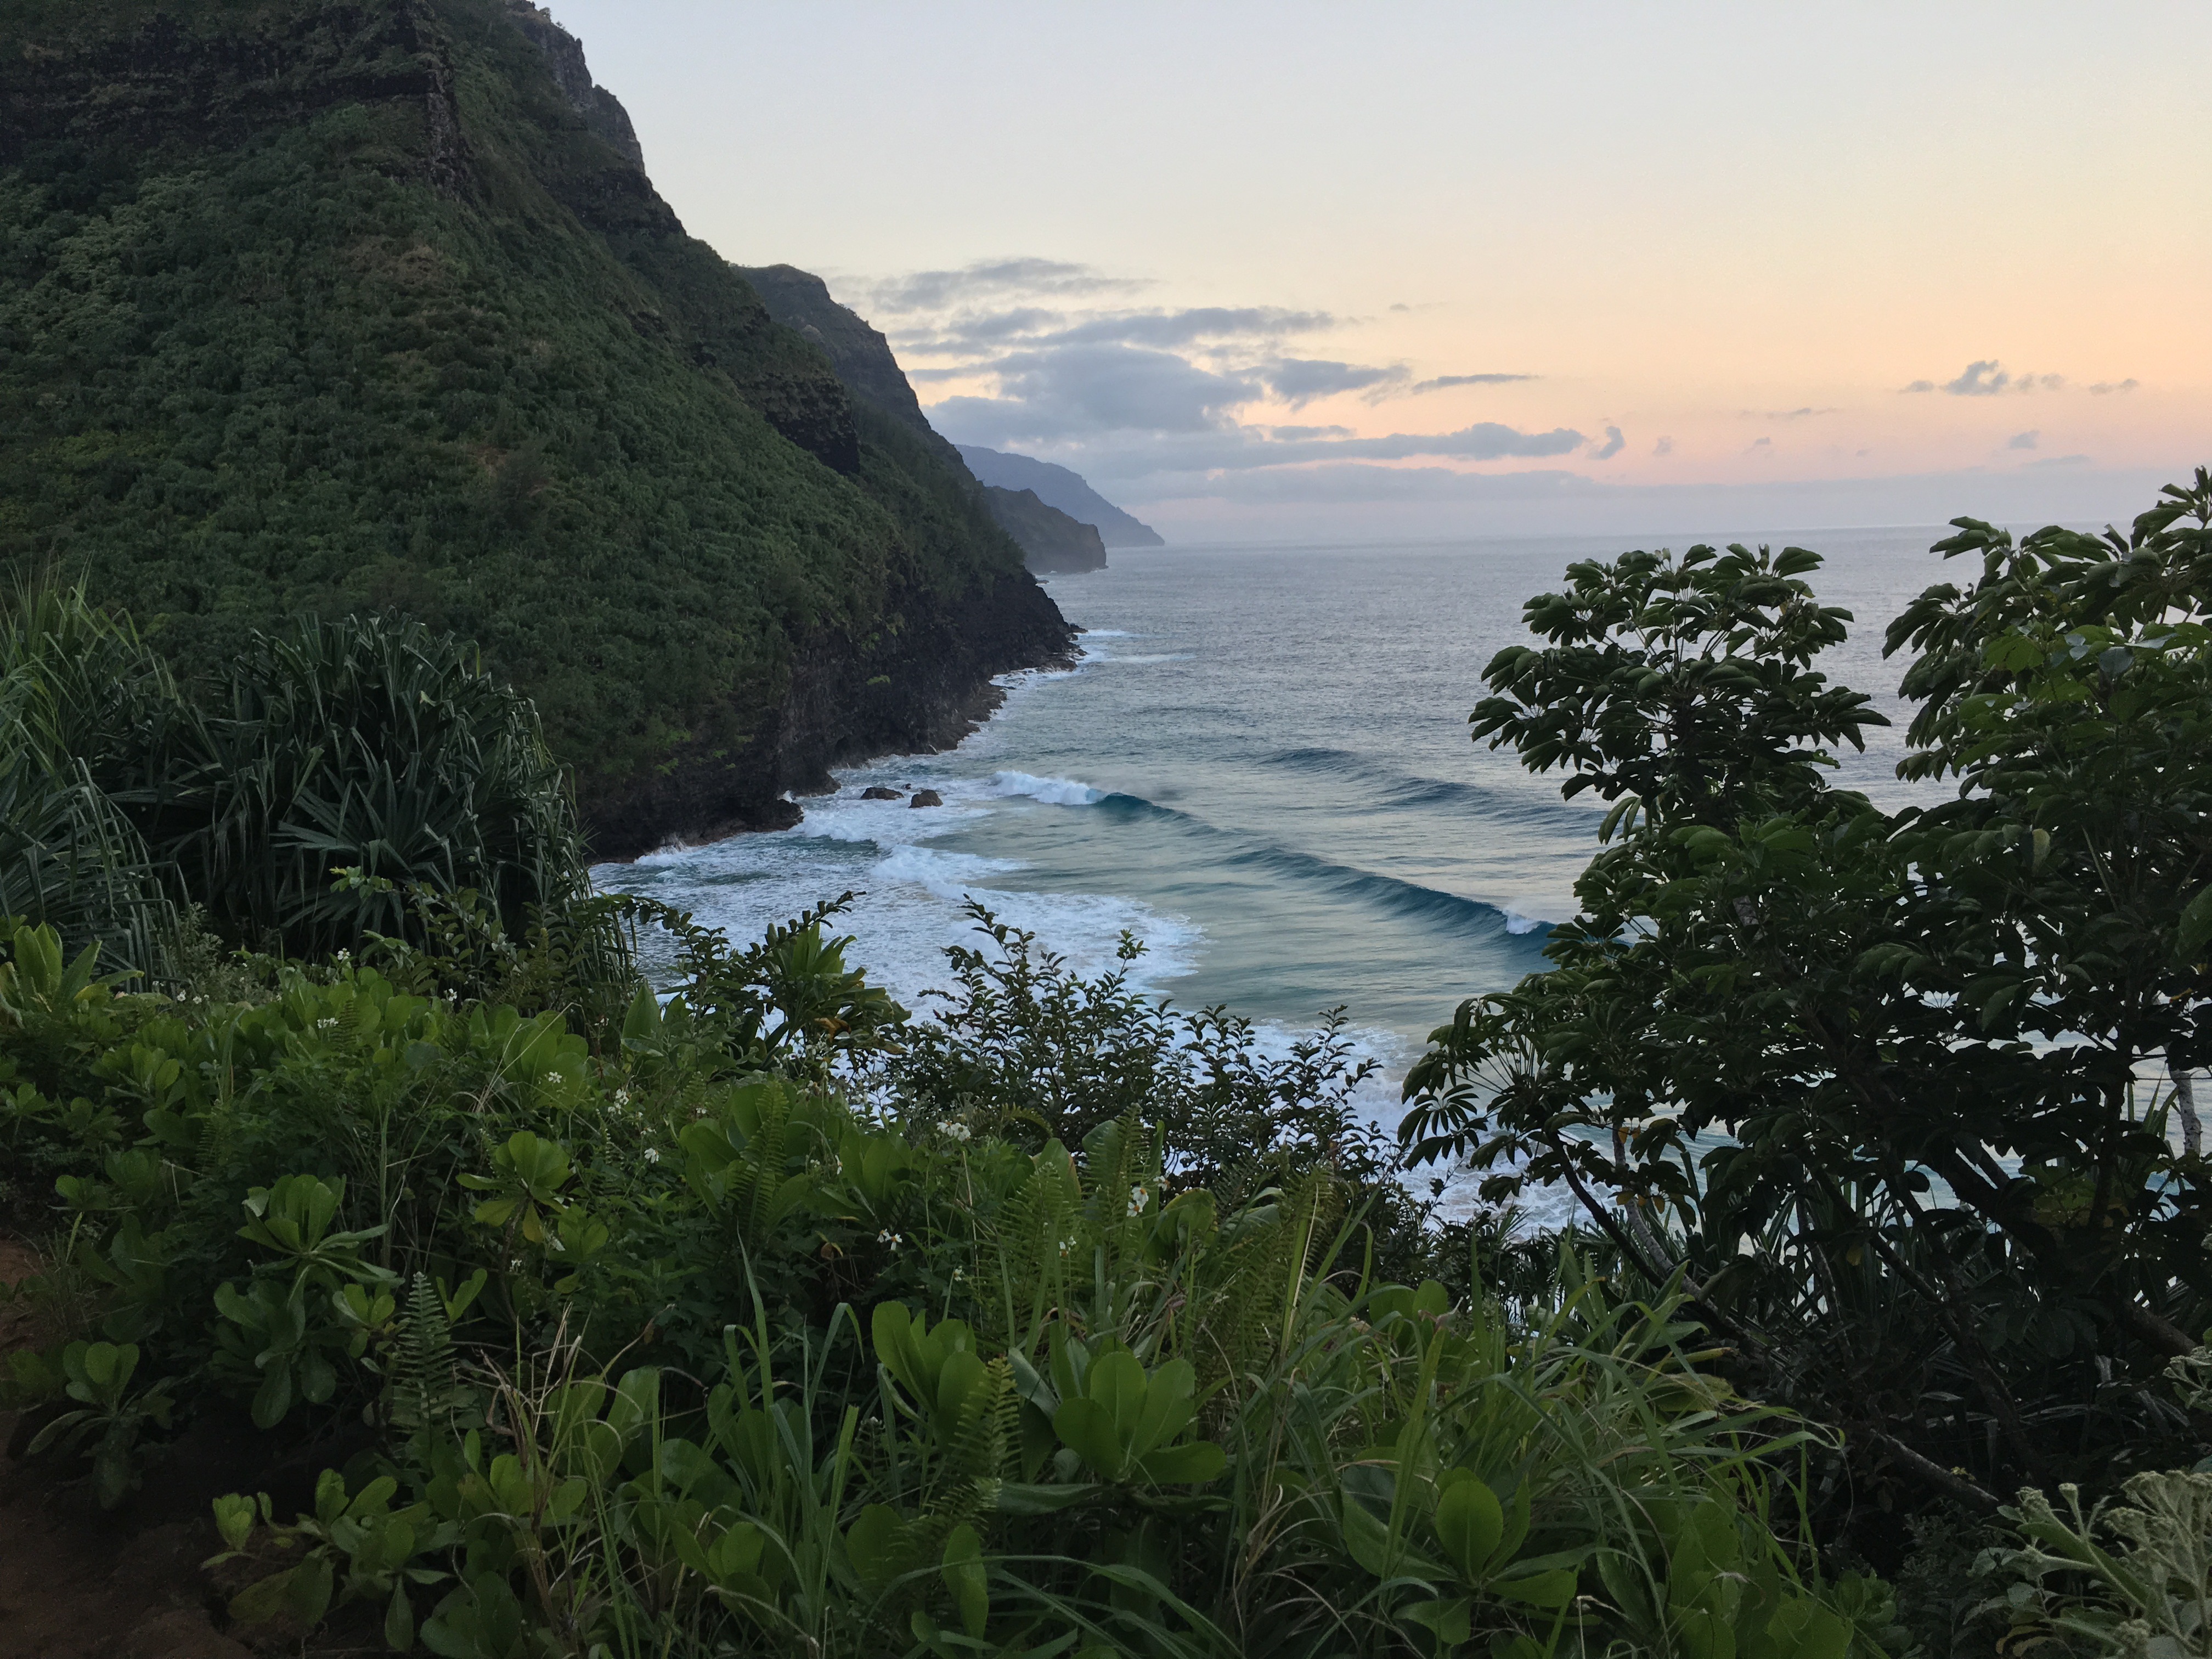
[500,0,645,170]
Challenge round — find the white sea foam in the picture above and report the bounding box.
[1498,890,1578,935]
[988,771,1104,806]
[597,738,1198,1013]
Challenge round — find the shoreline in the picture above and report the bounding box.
[589,634,1087,867]
[580,571,1079,862]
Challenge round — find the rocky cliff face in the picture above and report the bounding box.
[605,566,1069,849]
[499,0,644,170]
[0,0,1073,859]
[737,264,945,448]
[0,3,475,196]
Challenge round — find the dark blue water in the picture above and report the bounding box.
[597,531,1953,1101]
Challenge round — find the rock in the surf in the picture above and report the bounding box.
[909,789,944,808]
[860,786,902,799]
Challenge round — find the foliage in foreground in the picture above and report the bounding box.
[0,900,1893,1657]
[14,482,2212,1653]
[0,582,595,973]
[1402,473,2212,1647]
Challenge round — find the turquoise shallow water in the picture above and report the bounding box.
[595,530,1957,1160]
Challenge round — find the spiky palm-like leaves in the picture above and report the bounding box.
[0,585,179,977]
[150,614,589,957]
[0,583,597,968]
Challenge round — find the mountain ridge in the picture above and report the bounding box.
[735,266,1107,575]
[0,0,1072,857]
[956,445,1166,548]
[980,487,1108,573]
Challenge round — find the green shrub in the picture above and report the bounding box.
[0,902,1889,1655]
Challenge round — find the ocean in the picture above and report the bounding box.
[594,529,1960,1184]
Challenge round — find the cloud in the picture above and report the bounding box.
[1943,360,2009,396]
[1142,462,1605,506]
[1903,360,2070,396]
[1747,407,1837,420]
[860,255,1584,493]
[1748,437,1774,453]
[1045,307,1336,349]
[930,343,1262,442]
[1129,460,2183,539]
[893,306,1071,352]
[1252,357,1410,406]
[932,420,1589,489]
[1653,436,1674,457]
[1592,425,1626,460]
[2089,379,2140,394]
[1411,372,1538,393]
[851,258,1149,316]
[2008,430,2039,450]
[895,305,1338,358]
[2025,453,2092,469]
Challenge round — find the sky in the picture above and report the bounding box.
[548,1,2211,540]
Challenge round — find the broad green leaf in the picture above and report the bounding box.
[1496,1566,1579,1609]
[1435,1474,1504,1580]
[1135,1440,1226,1485]
[941,1523,989,1639]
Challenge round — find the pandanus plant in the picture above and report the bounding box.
[0,582,600,972]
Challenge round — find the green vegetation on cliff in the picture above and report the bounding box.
[981,484,1108,573]
[0,0,1066,851]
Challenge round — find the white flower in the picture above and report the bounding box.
[878,1229,904,1250]
[1058,1234,1080,1258]
[549,1236,566,1253]
[543,1071,562,1086]
[642,1147,661,1165]
[335,949,351,962]
[613,1088,631,1108]
[1128,1184,1150,1216]
[507,1257,523,1272]
[942,1121,972,1143]
[952,1267,968,1283]
[315,1017,337,1032]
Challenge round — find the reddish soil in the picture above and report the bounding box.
[0,1239,249,1659]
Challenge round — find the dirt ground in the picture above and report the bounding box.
[0,1238,251,1659]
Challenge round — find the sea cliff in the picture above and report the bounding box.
[0,0,1072,859]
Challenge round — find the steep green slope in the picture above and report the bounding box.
[0,0,1070,856]
[958,443,1166,548]
[981,486,1108,573]
[734,262,1102,576]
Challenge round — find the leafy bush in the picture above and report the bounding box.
[0,583,602,971]
[27,478,2212,1652]
[0,892,1889,1655]
[1401,475,2212,1571]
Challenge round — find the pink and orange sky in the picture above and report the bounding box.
[551,1,2210,538]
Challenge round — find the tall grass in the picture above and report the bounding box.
[0,583,600,972]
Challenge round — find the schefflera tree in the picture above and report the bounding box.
[1401,472,2212,1517]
